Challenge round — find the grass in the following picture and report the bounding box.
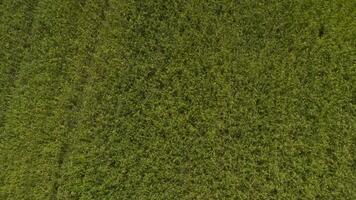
[0,0,355,199]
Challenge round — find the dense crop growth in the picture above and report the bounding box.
[1,0,355,199]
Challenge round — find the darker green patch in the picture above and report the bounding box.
[318,24,325,37]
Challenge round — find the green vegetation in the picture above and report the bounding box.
[1,0,355,199]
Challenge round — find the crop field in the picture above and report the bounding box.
[0,0,355,199]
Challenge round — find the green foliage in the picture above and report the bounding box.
[1,0,355,199]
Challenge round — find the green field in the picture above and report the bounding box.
[1,0,355,199]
